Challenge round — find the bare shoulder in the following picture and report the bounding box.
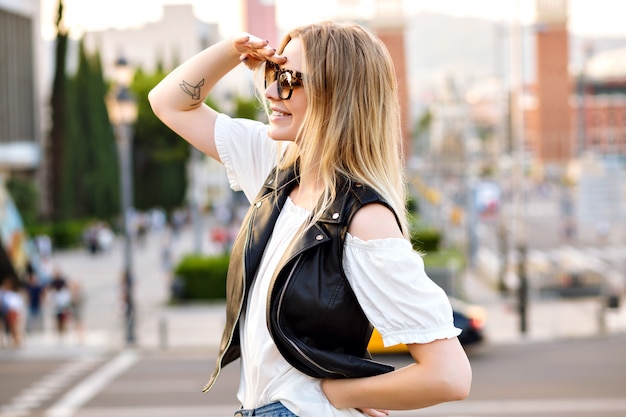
[348,203,404,241]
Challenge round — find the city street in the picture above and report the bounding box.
[1,334,625,416]
[0,214,625,417]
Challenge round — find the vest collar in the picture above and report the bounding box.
[262,163,363,226]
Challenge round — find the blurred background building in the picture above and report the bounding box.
[2,0,626,286]
[369,0,411,154]
[527,0,572,166]
[79,0,414,208]
[243,0,278,47]
[0,0,43,280]
[82,4,219,80]
[1,0,624,208]
[575,47,626,159]
[0,0,43,176]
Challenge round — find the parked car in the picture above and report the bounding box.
[367,296,487,354]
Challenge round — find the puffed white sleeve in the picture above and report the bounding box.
[214,113,279,203]
[343,234,462,346]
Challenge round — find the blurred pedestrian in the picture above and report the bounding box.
[84,224,99,255]
[97,222,115,252]
[68,280,85,343]
[170,209,186,237]
[209,226,228,253]
[136,214,149,247]
[48,269,71,337]
[35,234,53,258]
[161,226,173,274]
[0,276,24,348]
[39,255,54,284]
[24,266,45,333]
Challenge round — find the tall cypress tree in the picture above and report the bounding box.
[63,42,87,219]
[63,40,119,220]
[47,0,69,221]
[88,48,120,219]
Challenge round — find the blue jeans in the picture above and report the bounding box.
[234,401,298,417]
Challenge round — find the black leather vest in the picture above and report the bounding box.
[203,165,395,392]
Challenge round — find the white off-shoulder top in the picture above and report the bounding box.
[213,113,461,417]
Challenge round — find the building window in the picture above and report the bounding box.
[0,9,35,145]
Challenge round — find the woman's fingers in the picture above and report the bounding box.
[359,408,390,417]
[232,33,251,44]
[233,33,269,53]
[239,51,286,71]
[233,32,286,71]
[233,33,287,63]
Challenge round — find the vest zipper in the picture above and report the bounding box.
[274,254,349,378]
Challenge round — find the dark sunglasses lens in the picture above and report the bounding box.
[264,62,276,88]
[277,72,293,99]
[264,63,297,100]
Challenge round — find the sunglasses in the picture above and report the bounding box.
[264,61,304,100]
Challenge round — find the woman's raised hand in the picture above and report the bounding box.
[233,33,287,69]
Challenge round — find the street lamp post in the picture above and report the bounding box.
[106,56,137,345]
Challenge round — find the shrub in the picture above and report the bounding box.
[410,228,442,253]
[51,221,88,248]
[28,220,90,249]
[173,254,230,300]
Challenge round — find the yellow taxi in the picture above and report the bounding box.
[368,297,487,354]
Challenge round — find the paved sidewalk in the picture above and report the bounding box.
[2,223,626,360]
[9,274,625,361]
[463,268,626,345]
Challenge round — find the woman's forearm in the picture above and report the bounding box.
[148,37,240,114]
[148,34,280,159]
[322,339,472,411]
[324,363,469,410]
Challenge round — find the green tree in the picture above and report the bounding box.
[131,68,260,213]
[47,0,69,221]
[6,177,38,229]
[131,68,189,211]
[88,48,120,218]
[61,40,119,220]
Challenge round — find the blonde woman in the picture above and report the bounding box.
[149,21,471,417]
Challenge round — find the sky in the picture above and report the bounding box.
[40,0,626,41]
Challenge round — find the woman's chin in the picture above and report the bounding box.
[267,128,295,142]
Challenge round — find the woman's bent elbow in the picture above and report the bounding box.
[429,358,472,403]
[147,89,162,116]
[147,89,177,124]
[444,363,472,401]
[449,377,472,402]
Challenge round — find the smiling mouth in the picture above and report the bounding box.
[271,109,291,117]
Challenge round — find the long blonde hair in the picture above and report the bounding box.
[263,21,408,237]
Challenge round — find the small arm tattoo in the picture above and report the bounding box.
[179,79,205,101]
